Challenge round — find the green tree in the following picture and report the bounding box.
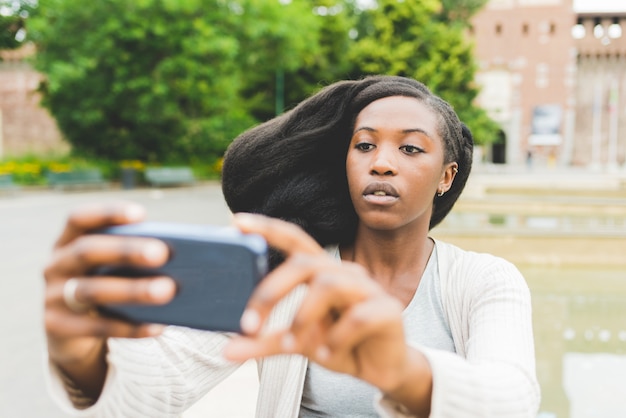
[0,0,36,50]
[280,0,357,116]
[439,0,489,26]
[236,0,324,121]
[348,0,498,145]
[27,0,319,162]
[238,0,360,122]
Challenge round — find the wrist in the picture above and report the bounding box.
[383,348,433,417]
[51,361,99,409]
[49,339,109,402]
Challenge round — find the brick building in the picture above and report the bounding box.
[0,44,66,158]
[470,0,626,168]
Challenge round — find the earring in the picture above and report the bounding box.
[453,166,459,173]
[437,189,445,197]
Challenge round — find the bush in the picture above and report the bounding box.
[0,153,223,186]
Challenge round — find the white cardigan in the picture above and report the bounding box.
[47,239,540,417]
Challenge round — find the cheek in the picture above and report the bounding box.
[346,168,359,199]
[345,154,358,182]
[345,155,364,198]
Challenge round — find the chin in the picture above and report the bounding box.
[358,210,428,233]
[358,212,404,230]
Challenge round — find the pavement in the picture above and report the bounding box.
[0,183,257,418]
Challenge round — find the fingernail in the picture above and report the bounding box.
[143,241,165,263]
[146,324,166,336]
[149,279,175,300]
[240,309,260,334]
[124,204,145,221]
[281,333,296,352]
[222,341,246,363]
[233,213,257,229]
[316,345,330,362]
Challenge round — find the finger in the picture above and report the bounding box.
[287,321,331,362]
[327,297,403,347]
[240,254,322,334]
[55,202,146,249]
[48,234,169,279]
[45,308,166,339]
[222,330,289,362]
[232,213,324,257]
[48,277,177,309]
[290,267,375,335]
[286,271,383,367]
[242,261,376,335]
[224,323,338,364]
[300,298,405,382]
[326,297,404,357]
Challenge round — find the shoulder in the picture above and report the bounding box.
[434,239,521,275]
[433,238,529,296]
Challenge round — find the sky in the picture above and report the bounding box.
[573,0,626,12]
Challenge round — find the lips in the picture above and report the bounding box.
[362,182,399,198]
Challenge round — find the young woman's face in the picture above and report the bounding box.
[346,96,455,231]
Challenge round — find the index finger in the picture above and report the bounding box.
[55,201,146,249]
[232,213,324,257]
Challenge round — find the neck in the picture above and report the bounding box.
[341,223,434,303]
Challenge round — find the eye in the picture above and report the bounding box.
[400,145,424,154]
[355,142,375,152]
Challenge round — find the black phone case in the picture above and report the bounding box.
[93,222,268,333]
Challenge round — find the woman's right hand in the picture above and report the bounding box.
[43,202,176,401]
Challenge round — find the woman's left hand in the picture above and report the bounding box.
[224,213,410,393]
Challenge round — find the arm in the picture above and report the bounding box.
[44,202,171,406]
[430,254,539,417]
[376,253,539,418]
[46,326,241,417]
[224,214,433,416]
[43,202,242,417]
[223,215,539,418]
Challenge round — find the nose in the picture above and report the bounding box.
[369,146,397,176]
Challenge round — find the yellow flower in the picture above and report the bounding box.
[49,163,71,172]
[121,160,145,170]
[1,161,17,173]
[16,163,41,174]
[213,158,224,173]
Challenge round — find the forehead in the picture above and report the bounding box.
[354,96,439,131]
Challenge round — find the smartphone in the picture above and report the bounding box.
[92,222,268,333]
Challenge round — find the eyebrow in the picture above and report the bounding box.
[353,126,436,141]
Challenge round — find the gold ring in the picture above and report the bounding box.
[63,278,91,314]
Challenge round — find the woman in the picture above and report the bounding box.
[44,76,540,417]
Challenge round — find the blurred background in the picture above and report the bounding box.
[0,0,625,417]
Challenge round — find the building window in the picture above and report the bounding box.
[593,17,604,38]
[572,18,586,39]
[594,24,604,38]
[608,18,622,39]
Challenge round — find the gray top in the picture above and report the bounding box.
[299,245,455,417]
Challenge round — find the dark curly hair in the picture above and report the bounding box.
[222,75,473,263]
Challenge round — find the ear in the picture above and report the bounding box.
[437,162,458,196]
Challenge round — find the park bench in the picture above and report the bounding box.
[144,166,196,187]
[0,174,19,194]
[46,169,109,190]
